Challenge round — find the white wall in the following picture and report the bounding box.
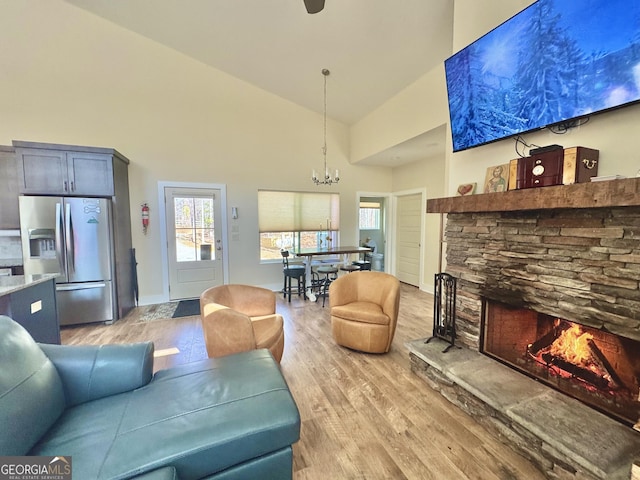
[350,65,450,164]
[392,152,446,292]
[352,0,640,293]
[0,1,393,304]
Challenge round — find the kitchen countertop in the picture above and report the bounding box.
[0,258,23,268]
[0,274,58,297]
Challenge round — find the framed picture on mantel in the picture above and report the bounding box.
[484,163,509,193]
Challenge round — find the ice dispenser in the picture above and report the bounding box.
[28,229,56,259]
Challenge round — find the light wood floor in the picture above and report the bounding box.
[61,283,546,480]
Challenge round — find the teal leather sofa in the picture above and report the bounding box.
[0,316,300,479]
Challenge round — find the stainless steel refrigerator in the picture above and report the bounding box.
[19,196,115,326]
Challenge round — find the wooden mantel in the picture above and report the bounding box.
[427,177,640,213]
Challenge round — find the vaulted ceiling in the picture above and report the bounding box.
[64,0,455,164]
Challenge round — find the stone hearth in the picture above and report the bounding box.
[407,338,640,480]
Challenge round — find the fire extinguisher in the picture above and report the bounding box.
[141,203,150,234]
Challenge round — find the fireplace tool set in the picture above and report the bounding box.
[426,273,457,353]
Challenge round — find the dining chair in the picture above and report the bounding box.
[281,250,306,302]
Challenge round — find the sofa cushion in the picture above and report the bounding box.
[0,316,65,455]
[331,301,389,325]
[30,349,300,480]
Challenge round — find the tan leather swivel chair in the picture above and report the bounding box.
[329,271,400,353]
[200,284,284,363]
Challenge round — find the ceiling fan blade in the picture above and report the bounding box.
[303,0,325,14]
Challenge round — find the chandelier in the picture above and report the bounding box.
[312,68,339,186]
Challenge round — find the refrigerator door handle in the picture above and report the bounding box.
[56,202,66,275]
[57,283,107,291]
[65,202,75,273]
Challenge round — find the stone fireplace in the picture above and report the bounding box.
[409,178,640,480]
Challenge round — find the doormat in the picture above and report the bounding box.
[136,302,178,322]
[172,299,201,318]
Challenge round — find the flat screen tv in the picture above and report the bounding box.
[445,0,640,152]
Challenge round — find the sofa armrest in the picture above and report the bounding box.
[38,342,154,407]
[131,466,178,480]
[381,280,401,321]
[202,308,256,358]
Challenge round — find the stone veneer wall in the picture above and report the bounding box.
[444,206,640,350]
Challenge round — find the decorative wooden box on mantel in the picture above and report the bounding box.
[427,176,640,214]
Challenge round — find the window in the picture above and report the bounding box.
[259,231,339,260]
[359,201,381,229]
[173,195,215,262]
[258,190,340,261]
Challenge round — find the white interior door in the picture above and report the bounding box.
[165,187,223,300]
[396,193,422,286]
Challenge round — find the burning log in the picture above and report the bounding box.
[528,322,569,355]
[527,320,622,392]
[587,338,624,390]
[540,352,611,390]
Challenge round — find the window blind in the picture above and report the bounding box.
[258,190,340,233]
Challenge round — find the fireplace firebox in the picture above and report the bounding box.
[482,300,640,427]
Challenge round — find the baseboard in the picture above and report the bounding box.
[420,282,434,295]
[258,282,283,293]
[137,294,168,306]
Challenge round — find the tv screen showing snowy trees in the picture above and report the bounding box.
[445,0,640,152]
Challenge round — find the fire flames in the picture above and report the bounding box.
[527,319,616,392]
[549,323,593,367]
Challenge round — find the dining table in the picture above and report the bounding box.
[295,245,372,301]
